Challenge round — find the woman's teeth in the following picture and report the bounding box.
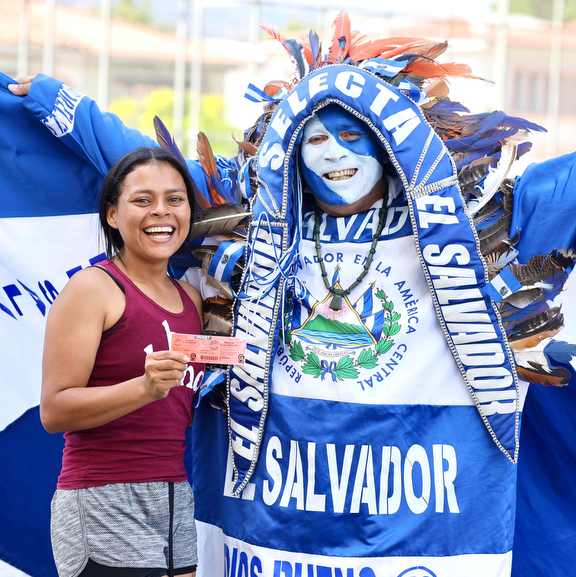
[144,226,174,235]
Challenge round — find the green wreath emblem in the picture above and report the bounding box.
[288,289,401,381]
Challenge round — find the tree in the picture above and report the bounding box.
[510,0,576,21]
[109,88,237,157]
[112,0,152,25]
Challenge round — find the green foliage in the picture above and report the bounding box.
[383,300,395,312]
[384,321,401,337]
[289,341,305,362]
[336,356,359,380]
[302,352,322,377]
[113,0,152,25]
[375,288,387,300]
[357,349,378,369]
[376,339,393,354]
[510,0,576,20]
[108,89,236,157]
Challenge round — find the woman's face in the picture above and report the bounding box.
[106,161,191,263]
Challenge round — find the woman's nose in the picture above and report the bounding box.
[151,200,170,215]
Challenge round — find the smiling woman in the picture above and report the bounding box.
[41,148,203,577]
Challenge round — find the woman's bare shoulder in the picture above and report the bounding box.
[50,266,124,321]
[177,279,203,315]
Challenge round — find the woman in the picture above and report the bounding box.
[41,147,203,577]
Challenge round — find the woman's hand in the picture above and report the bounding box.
[143,350,190,400]
[7,75,35,96]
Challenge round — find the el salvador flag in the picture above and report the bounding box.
[0,72,104,577]
[1,69,576,577]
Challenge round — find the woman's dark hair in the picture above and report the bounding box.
[98,147,196,258]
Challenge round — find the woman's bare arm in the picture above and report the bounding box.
[41,268,189,433]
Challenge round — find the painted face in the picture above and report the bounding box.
[301,105,383,206]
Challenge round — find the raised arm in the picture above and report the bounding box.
[8,73,217,196]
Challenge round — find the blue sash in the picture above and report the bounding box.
[228,65,520,494]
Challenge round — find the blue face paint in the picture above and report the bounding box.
[300,105,384,206]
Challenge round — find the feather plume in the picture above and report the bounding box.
[510,253,572,289]
[478,213,511,255]
[260,24,284,44]
[508,307,564,351]
[196,132,228,206]
[260,25,307,78]
[153,115,188,169]
[307,30,321,68]
[504,288,545,310]
[237,140,258,157]
[458,159,492,192]
[404,59,473,79]
[516,361,570,386]
[424,78,450,98]
[263,80,290,98]
[202,296,234,335]
[282,38,307,78]
[349,37,428,62]
[483,246,519,278]
[190,205,251,239]
[385,41,449,63]
[328,11,352,63]
[416,40,449,60]
[467,143,517,216]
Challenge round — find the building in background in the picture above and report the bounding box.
[1,0,574,161]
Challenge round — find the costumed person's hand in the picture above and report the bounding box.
[7,75,35,96]
[143,350,190,400]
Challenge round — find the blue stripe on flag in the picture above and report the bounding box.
[366,309,385,341]
[244,83,275,104]
[192,395,516,558]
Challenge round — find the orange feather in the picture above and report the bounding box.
[197,132,227,206]
[404,59,473,79]
[424,78,450,99]
[259,24,284,44]
[328,11,351,63]
[264,80,290,98]
[301,39,313,66]
[349,37,418,62]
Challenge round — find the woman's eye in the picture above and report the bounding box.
[307,135,328,145]
[168,196,186,205]
[133,197,151,206]
[340,131,361,142]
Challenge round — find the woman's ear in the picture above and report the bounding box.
[106,204,118,229]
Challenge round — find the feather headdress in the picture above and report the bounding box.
[247,12,571,387]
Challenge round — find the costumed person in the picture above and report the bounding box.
[3,12,576,577]
[41,147,204,577]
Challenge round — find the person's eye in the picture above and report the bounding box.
[133,197,151,206]
[307,134,328,145]
[340,131,361,142]
[168,195,186,205]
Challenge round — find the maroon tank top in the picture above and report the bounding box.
[57,260,204,489]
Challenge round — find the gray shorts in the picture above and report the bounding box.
[51,481,197,577]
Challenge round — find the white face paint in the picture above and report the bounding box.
[301,115,384,206]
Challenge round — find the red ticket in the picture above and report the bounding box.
[171,333,247,365]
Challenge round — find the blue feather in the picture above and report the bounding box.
[308,30,321,67]
[153,115,187,169]
[427,100,470,114]
[282,38,306,79]
[447,128,518,152]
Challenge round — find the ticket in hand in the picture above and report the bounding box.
[171,333,247,365]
